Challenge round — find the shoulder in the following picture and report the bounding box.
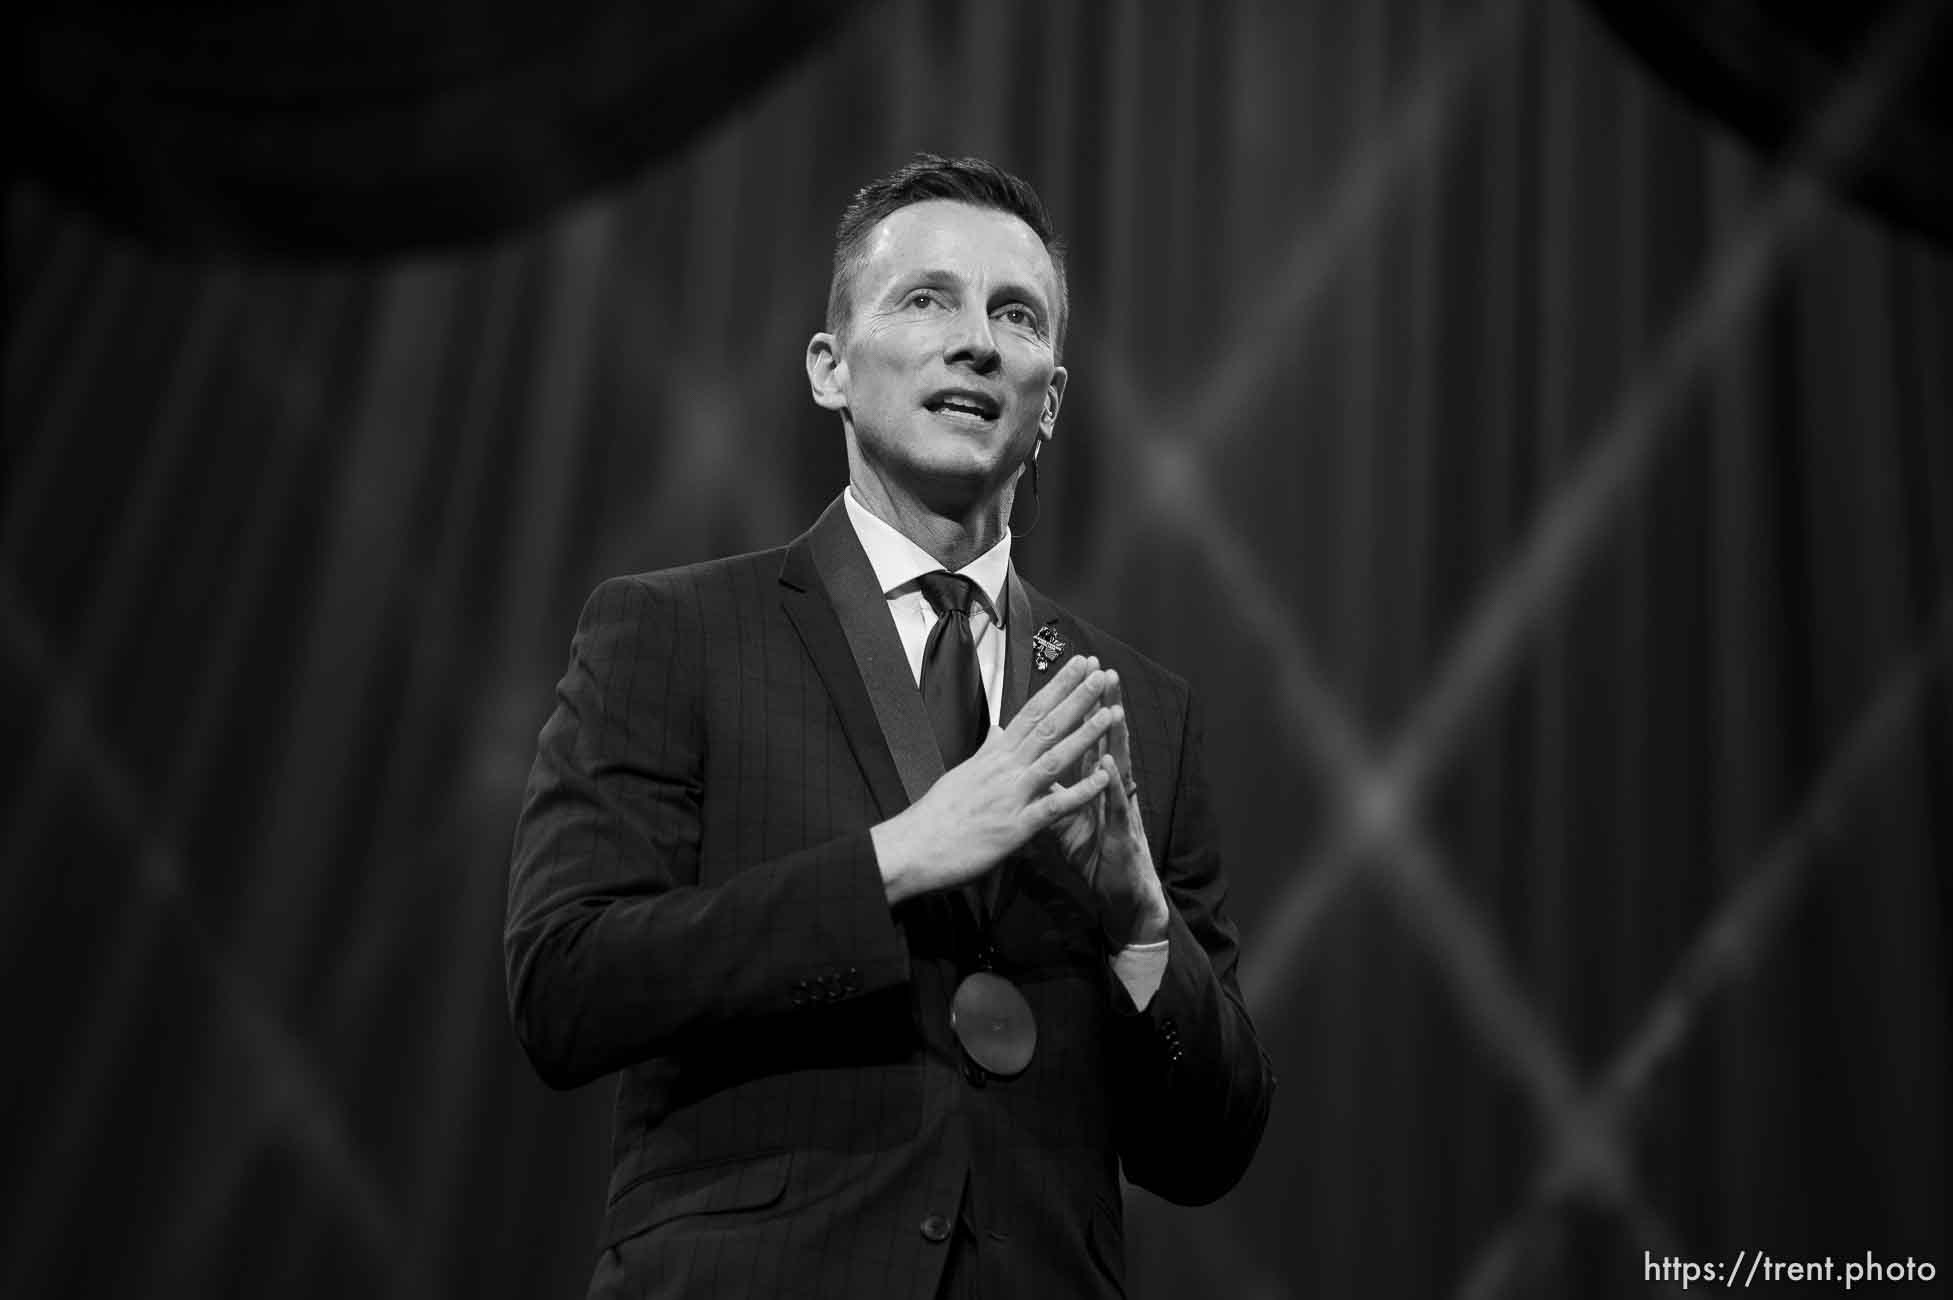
[568,545,793,648]
[583,545,790,610]
[601,544,792,599]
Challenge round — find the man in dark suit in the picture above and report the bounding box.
[506,154,1274,1299]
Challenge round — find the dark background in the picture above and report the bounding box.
[5,1,1949,1296]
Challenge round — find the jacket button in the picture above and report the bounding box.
[920,1214,951,1243]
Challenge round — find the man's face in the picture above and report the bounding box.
[811,200,1067,514]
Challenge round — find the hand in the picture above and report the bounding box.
[873,655,1118,904]
[1050,669,1169,947]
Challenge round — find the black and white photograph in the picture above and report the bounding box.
[7,2,1949,1296]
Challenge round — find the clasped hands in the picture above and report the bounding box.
[872,654,1169,947]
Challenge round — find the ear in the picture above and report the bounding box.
[1037,365,1068,448]
[806,332,849,412]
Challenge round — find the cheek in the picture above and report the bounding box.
[856,348,918,393]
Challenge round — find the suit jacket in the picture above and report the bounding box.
[506,496,1274,1299]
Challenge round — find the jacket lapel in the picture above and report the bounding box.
[777,496,944,819]
[999,568,1035,728]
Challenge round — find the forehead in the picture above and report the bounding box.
[856,199,1059,305]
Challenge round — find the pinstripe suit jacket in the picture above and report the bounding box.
[506,496,1273,1299]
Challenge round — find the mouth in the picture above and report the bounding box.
[922,389,1002,422]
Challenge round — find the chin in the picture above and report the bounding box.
[894,430,1004,475]
[853,425,1024,513]
[901,453,1015,513]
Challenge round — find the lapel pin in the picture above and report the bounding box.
[1031,622,1066,673]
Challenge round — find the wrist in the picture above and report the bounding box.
[870,815,923,906]
[1106,894,1170,949]
[1129,899,1170,945]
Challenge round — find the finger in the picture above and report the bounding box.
[1048,779,1103,845]
[1100,752,1135,821]
[1009,654,1097,733]
[1016,663,1108,756]
[1037,703,1120,784]
[1050,778,1102,823]
[1027,762,1111,825]
[1099,670,1133,783]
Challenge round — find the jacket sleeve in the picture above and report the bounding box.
[503,574,912,1090]
[1110,690,1277,1204]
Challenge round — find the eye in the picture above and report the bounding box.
[996,305,1039,329]
[905,290,940,310]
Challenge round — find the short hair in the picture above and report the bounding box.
[826,153,1069,359]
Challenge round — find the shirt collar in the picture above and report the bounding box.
[843,485,1011,624]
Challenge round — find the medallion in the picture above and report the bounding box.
[950,971,1037,1077]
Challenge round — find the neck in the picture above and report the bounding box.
[847,465,1018,572]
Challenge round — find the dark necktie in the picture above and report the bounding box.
[916,570,1002,933]
[916,571,990,769]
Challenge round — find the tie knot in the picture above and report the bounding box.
[916,570,983,619]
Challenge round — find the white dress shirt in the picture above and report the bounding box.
[843,487,1167,1009]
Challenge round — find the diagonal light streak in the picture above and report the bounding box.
[298,245,527,1296]
[1145,450,1591,1122]
[1438,1,1953,1289]
[1092,3,1946,1287]
[0,279,402,1294]
[2,202,90,415]
[1058,7,1596,1284]
[157,212,614,1282]
[1453,611,1952,1300]
[1115,0,1522,462]
[0,248,137,572]
[313,249,527,1028]
[1072,0,1522,599]
[1111,442,1669,1300]
[0,580,399,1293]
[1384,1,1948,811]
[1594,611,1951,1129]
[0,271,244,922]
[1457,1190,1696,1300]
[124,273,466,1283]
[1233,0,1950,1018]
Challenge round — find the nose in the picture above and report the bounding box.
[943,304,1001,374]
